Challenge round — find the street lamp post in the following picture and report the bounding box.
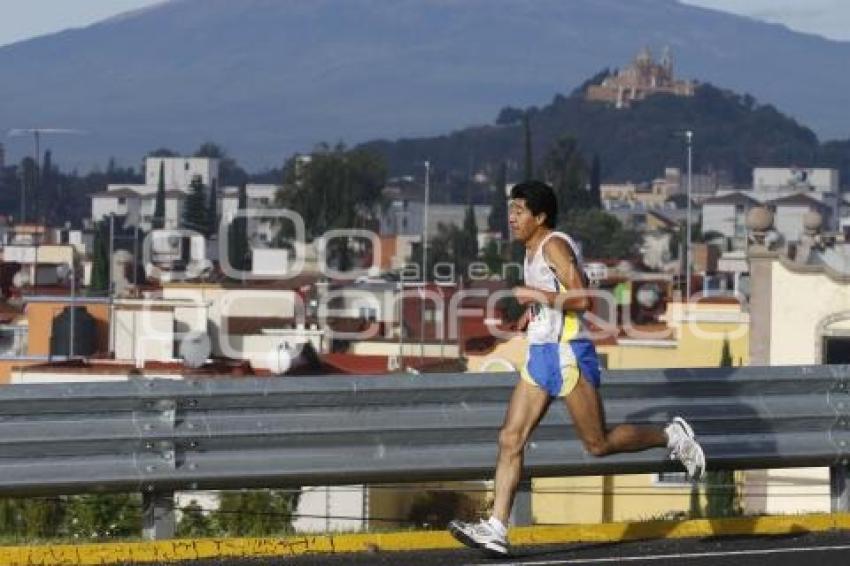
[57,263,76,358]
[685,130,693,302]
[420,161,430,360]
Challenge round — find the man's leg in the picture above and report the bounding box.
[564,374,666,456]
[448,379,550,556]
[564,375,706,479]
[492,378,551,523]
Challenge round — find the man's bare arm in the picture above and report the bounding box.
[513,237,590,312]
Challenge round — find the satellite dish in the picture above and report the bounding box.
[12,271,30,288]
[636,284,662,308]
[179,332,211,369]
[266,343,292,375]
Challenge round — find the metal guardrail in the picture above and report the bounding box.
[1,364,849,538]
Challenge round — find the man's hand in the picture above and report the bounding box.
[514,308,531,331]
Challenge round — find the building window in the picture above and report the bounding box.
[359,307,377,321]
[185,161,190,171]
[653,472,690,485]
[118,197,126,205]
[824,336,850,364]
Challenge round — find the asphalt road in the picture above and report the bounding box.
[138,530,850,566]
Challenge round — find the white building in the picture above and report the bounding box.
[701,192,760,251]
[219,184,280,246]
[768,193,834,243]
[90,156,220,230]
[144,157,220,190]
[381,200,491,238]
[753,167,838,197]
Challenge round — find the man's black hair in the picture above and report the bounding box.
[510,180,557,228]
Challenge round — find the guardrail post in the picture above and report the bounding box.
[511,479,532,526]
[143,490,176,540]
[830,464,850,513]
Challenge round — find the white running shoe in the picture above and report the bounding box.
[448,518,509,557]
[665,416,706,481]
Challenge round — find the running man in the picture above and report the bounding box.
[449,180,705,557]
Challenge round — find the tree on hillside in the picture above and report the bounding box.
[194,142,248,186]
[152,162,166,230]
[147,148,179,158]
[277,145,386,272]
[19,157,37,223]
[523,112,534,181]
[487,162,509,239]
[589,154,602,209]
[543,136,592,213]
[411,223,467,284]
[365,80,825,186]
[182,177,208,233]
[496,106,525,126]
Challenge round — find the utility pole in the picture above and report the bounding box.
[420,160,430,361]
[109,214,115,297]
[685,130,693,303]
[18,167,25,224]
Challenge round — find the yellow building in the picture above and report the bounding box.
[466,299,749,524]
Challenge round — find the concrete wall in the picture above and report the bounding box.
[113,308,175,363]
[769,261,850,365]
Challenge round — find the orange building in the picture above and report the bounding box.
[0,295,110,384]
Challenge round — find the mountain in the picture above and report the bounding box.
[1,0,850,170]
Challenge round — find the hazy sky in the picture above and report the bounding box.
[0,0,849,47]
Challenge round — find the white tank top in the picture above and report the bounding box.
[524,231,585,344]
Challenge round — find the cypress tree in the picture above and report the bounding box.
[182,178,208,232]
[456,204,479,281]
[90,220,110,293]
[487,162,509,239]
[228,183,250,273]
[152,161,166,229]
[206,178,218,238]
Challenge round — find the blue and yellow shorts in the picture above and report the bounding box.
[520,339,601,398]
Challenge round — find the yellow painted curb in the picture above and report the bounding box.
[1,513,849,565]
